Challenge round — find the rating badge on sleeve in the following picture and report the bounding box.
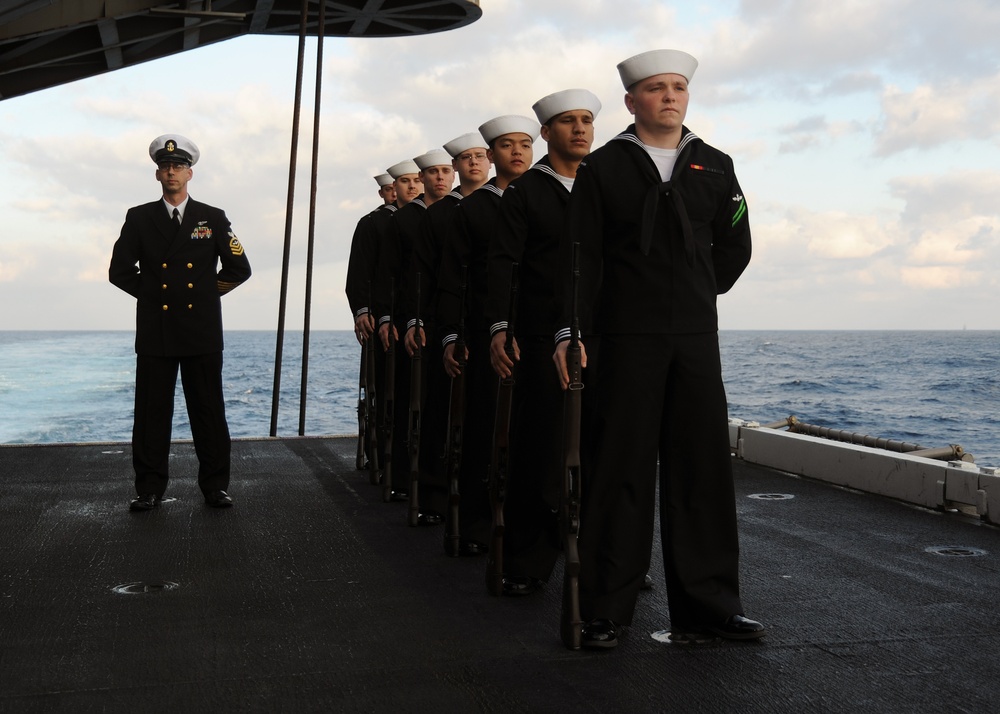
[228,231,244,256]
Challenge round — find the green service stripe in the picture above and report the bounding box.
[732,199,747,227]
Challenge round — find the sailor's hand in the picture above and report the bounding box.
[443,342,469,378]
[553,339,587,390]
[404,325,426,357]
[490,331,519,378]
[354,313,375,344]
[379,323,398,351]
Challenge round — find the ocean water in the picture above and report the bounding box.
[2,330,998,467]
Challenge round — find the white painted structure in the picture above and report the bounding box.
[729,419,1000,525]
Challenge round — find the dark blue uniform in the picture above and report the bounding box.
[110,198,251,499]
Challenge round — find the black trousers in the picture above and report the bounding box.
[132,352,231,498]
[416,333,449,516]
[504,336,563,581]
[579,332,744,627]
[453,331,495,545]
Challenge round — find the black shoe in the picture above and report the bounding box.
[581,619,618,649]
[501,575,542,596]
[205,490,234,508]
[417,510,443,526]
[705,614,767,640]
[390,490,409,502]
[459,538,488,556]
[129,493,160,512]
[641,573,654,590]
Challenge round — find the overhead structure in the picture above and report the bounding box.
[0,0,482,100]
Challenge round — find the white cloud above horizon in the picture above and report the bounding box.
[2,0,1000,332]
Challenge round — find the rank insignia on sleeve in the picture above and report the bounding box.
[229,232,244,256]
[731,194,747,227]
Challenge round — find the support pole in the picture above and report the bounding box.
[298,0,325,435]
[269,0,309,437]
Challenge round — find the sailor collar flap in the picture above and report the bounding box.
[612,126,701,262]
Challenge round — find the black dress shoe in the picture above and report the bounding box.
[417,510,443,526]
[389,490,409,502]
[706,614,767,640]
[581,619,618,649]
[501,575,542,596]
[129,494,160,512]
[641,574,654,590]
[204,490,234,508]
[459,538,488,556]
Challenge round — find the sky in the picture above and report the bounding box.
[2,0,1000,332]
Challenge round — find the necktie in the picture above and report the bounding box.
[172,207,181,226]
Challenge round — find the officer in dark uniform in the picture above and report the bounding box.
[110,134,251,512]
[553,51,765,648]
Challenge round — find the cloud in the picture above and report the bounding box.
[4,0,1000,331]
[874,76,1000,155]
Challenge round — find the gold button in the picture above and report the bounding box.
[162,305,168,311]
[162,263,167,268]
[187,283,194,289]
[162,284,167,290]
[188,304,193,309]
[187,263,193,269]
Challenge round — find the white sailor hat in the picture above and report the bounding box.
[443,132,488,158]
[374,173,394,187]
[478,115,540,144]
[413,149,454,170]
[617,49,698,89]
[149,134,199,166]
[532,89,602,125]
[386,159,421,179]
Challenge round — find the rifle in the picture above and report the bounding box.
[485,262,519,596]
[560,243,584,650]
[444,265,468,557]
[381,278,396,503]
[366,280,380,485]
[355,340,367,471]
[407,273,423,527]
[365,328,380,485]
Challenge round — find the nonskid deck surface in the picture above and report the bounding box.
[1,437,998,712]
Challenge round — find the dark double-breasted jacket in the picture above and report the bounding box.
[109,198,251,357]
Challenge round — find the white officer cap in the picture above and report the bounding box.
[149,134,200,166]
[532,89,602,125]
[413,149,454,170]
[617,49,698,89]
[374,173,394,187]
[443,132,488,158]
[386,159,420,179]
[478,115,540,145]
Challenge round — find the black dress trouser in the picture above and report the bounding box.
[579,332,744,628]
[132,352,231,498]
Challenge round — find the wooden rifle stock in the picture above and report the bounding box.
[407,273,423,527]
[486,262,519,596]
[365,331,380,485]
[560,243,584,650]
[356,342,367,470]
[444,265,468,557]
[381,279,396,503]
[366,281,380,484]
